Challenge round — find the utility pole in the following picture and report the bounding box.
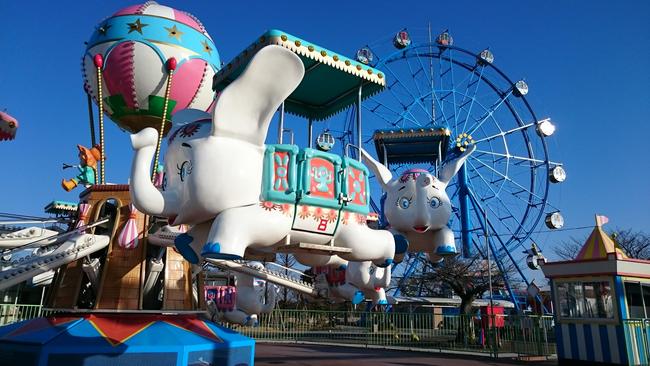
[485,209,495,357]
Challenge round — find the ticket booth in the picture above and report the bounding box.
[541,216,650,365]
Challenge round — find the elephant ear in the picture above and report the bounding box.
[438,144,476,187]
[211,45,305,146]
[361,148,393,190]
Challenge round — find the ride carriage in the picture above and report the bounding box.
[212,29,387,256]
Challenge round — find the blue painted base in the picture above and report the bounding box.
[0,313,255,366]
[376,258,393,268]
[352,291,365,305]
[393,234,409,254]
[201,243,243,260]
[436,244,458,257]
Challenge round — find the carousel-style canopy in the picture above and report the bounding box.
[372,128,451,166]
[575,215,628,261]
[44,201,79,216]
[212,29,386,121]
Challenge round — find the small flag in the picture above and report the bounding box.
[595,215,609,227]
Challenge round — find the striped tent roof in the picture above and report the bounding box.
[575,216,627,260]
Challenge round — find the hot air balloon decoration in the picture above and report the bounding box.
[0,111,18,141]
[82,1,221,136]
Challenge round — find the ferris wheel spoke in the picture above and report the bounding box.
[366,103,410,127]
[459,66,487,133]
[469,157,544,204]
[467,159,527,232]
[465,90,513,136]
[403,52,429,100]
[466,158,504,200]
[474,149,547,166]
[473,122,536,144]
[430,89,454,128]
[446,49,460,131]
[466,187,519,251]
[383,62,435,124]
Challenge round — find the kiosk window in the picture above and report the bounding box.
[557,280,613,319]
[625,282,649,318]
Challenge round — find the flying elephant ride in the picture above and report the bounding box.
[206,262,278,326]
[312,259,391,306]
[130,30,407,274]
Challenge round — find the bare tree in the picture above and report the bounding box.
[422,255,512,315]
[614,229,650,259]
[553,237,584,261]
[275,253,298,306]
[554,227,650,260]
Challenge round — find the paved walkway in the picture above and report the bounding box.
[254,343,556,365]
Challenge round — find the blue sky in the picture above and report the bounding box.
[0,0,648,263]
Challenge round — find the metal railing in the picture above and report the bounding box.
[623,319,650,365]
[227,309,556,357]
[0,304,54,326]
[0,305,556,358]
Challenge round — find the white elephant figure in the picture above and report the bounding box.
[207,262,277,326]
[361,145,475,262]
[130,45,398,267]
[300,253,390,306]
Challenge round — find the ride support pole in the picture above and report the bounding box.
[278,102,285,144]
[152,57,176,182]
[86,93,98,185]
[357,82,363,161]
[94,54,106,184]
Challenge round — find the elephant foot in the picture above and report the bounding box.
[436,244,458,257]
[352,290,365,305]
[174,233,199,264]
[201,242,243,260]
[375,258,393,268]
[245,315,259,327]
[394,234,409,254]
[393,234,409,263]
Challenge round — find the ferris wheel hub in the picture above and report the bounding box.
[455,133,475,152]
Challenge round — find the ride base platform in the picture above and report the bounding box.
[0,311,254,366]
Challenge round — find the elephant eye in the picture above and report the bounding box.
[397,196,412,209]
[429,197,442,209]
[177,160,192,182]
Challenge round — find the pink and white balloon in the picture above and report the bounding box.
[82,1,221,135]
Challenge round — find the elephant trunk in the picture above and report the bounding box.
[130,128,177,217]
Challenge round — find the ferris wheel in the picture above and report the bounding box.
[340,27,565,309]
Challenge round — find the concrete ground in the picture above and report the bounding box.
[254,343,557,365]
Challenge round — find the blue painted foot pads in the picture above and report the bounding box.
[394,234,409,254]
[376,258,393,268]
[352,291,365,305]
[201,242,242,260]
[174,233,199,264]
[436,244,458,256]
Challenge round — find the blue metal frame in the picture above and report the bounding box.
[362,38,556,311]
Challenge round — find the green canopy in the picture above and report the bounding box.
[44,200,78,215]
[212,29,386,121]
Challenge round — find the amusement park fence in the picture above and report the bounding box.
[232,309,558,358]
[7,305,650,361]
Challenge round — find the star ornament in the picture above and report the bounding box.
[127,18,148,34]
[164,24,184,41]
[97,23,112,36]
[201,40,213,55]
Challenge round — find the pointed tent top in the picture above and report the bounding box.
[575,215,627,261]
